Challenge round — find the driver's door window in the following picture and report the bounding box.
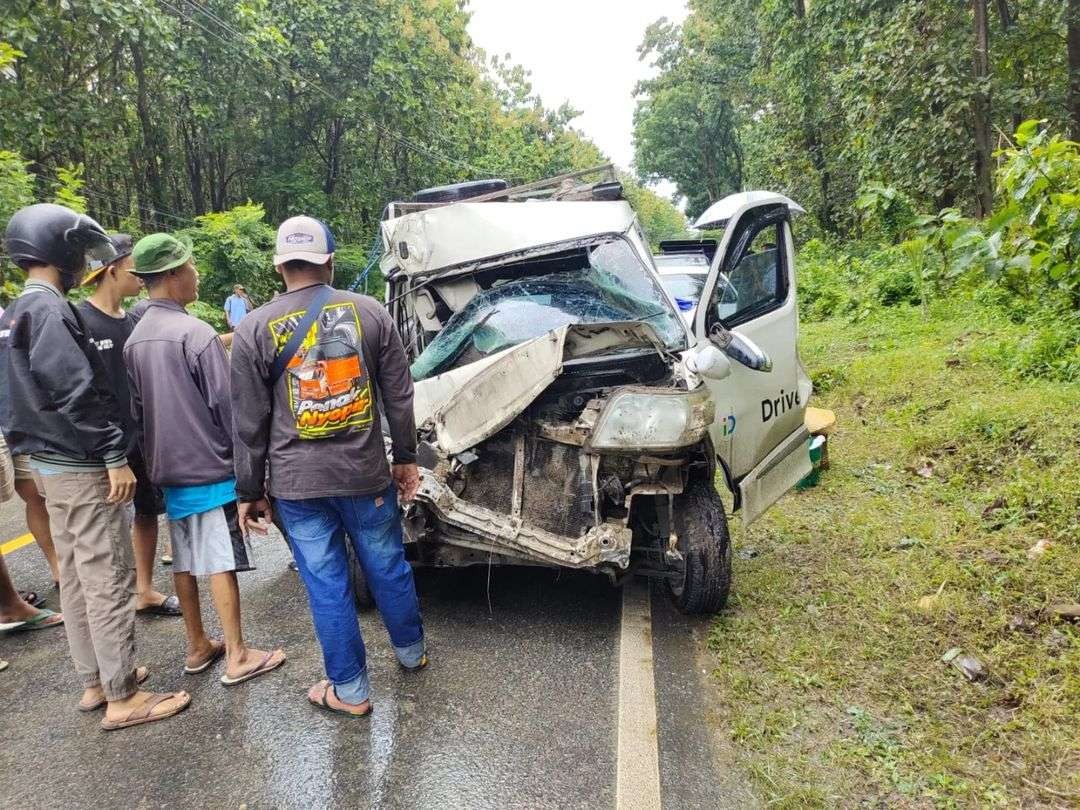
[710,222,784,327]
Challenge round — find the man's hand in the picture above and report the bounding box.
[106,464,136,504]
[392,463,420,504]
[238,498,273,537]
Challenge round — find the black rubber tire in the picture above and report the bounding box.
[665,478,732,614]
[412,179,508,203]
[346,539,376,611]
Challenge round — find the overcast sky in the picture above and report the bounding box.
[466,0,688,191]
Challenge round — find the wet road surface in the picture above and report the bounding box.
[0,498,757,809]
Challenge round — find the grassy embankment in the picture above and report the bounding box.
[711,299,1079,808]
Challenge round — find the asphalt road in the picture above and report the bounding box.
[0,495,758,809]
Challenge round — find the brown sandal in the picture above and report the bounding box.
[184,640,226,674]
[308,679,372,717]
[100,691,191,731]
[79,666,150,712]
[220,648,286,686]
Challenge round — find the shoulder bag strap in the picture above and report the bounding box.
[269,285,334,385]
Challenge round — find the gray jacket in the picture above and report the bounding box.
[230,284,416,502]
[124,299,233,487]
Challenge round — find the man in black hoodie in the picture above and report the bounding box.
[0,204,190,730]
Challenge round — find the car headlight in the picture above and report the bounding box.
[590,386,715,451]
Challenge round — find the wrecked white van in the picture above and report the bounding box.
[378,171,812,613]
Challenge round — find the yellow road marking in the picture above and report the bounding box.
[1,533,35,555]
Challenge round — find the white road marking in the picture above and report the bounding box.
[616,577,662,810]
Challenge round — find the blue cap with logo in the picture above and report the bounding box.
[273,216,336,266]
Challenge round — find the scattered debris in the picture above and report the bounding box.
[1026,539,1053,560]
[1007,614,1035,633]
[1049,604,1080,622]
[737,547,759,560]
[912,459,935,479]
[945,357,961,368]
[1043,629,1070,654]
[917,581,947,614]
[896,537,921,550]
[941,647,988,681]
[981,495,1007,520]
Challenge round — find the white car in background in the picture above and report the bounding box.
[654,239,746,325]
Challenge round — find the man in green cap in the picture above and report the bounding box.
[124,233,285,686]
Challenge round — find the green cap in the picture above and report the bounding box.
[132,233,192,275]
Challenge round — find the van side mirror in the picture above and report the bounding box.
[684,343,732,380]
[708,323,772,372]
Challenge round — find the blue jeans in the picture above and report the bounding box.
[276,485,424,704]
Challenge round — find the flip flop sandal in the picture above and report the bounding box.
[183,641,226,674]
[79,666,151,712]
[308,680,372,718]
[18,590,44,608]
[400,654,429,673]
[0,660,8,672]
[160,554,172,566]
[220,649,286,686]
[136,594,182,617]
[100,691,191,731]
[0,621,26,632]
[15,608,63,631]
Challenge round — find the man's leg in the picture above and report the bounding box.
[187,503,282,683]
[277,497,370,705]
[45,470,189,724]
[0,551,45,623]
[338,487,425,669]
[14,475,59,585]
[132,514,172,611]
[172,570,222,670]
[37,475,102,699]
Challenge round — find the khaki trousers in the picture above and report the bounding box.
[39,470,138,701]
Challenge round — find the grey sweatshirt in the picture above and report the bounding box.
[230,284,416,502]
[124,299,234,486]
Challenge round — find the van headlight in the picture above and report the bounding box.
[590,386,715,451]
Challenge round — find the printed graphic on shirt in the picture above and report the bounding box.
[90,337,115,351]
[268,301,373,439]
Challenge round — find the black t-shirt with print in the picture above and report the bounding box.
[76,300,137,447]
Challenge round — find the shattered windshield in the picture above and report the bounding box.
[411,238,686,380]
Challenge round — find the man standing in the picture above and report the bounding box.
[0,204,190,729]
[125,233,285,685]
[231,216,425,718]
[78,234,180,618]
[224,284,250,330]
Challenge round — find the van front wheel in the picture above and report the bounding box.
[665,479,732,614]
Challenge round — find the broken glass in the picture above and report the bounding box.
[411,238,686,380]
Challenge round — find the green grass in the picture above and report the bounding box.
[709,299,1080,808]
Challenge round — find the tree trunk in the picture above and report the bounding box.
[130,39,167,230]
[1069,0,1080,139]
[972,0,994,217]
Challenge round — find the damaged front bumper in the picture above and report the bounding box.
[409,468,633,571]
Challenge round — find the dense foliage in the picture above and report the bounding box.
[0,0,684,310]
[634,0,1079,232]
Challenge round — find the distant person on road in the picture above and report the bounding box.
[125,233,285,686]
[231,215,425,718]
[78,234,181,619]
[0,204,190,729]
[224,284,251,329]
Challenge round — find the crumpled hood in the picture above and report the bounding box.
[414,321,666,455]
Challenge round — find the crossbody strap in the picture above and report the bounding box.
[269,285,334,385]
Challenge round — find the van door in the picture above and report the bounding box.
[692,196,812,523]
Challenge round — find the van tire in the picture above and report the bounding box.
[346,540,376,610]
[665,479,732,614]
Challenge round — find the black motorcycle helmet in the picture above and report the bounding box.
[3,203,117,291]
